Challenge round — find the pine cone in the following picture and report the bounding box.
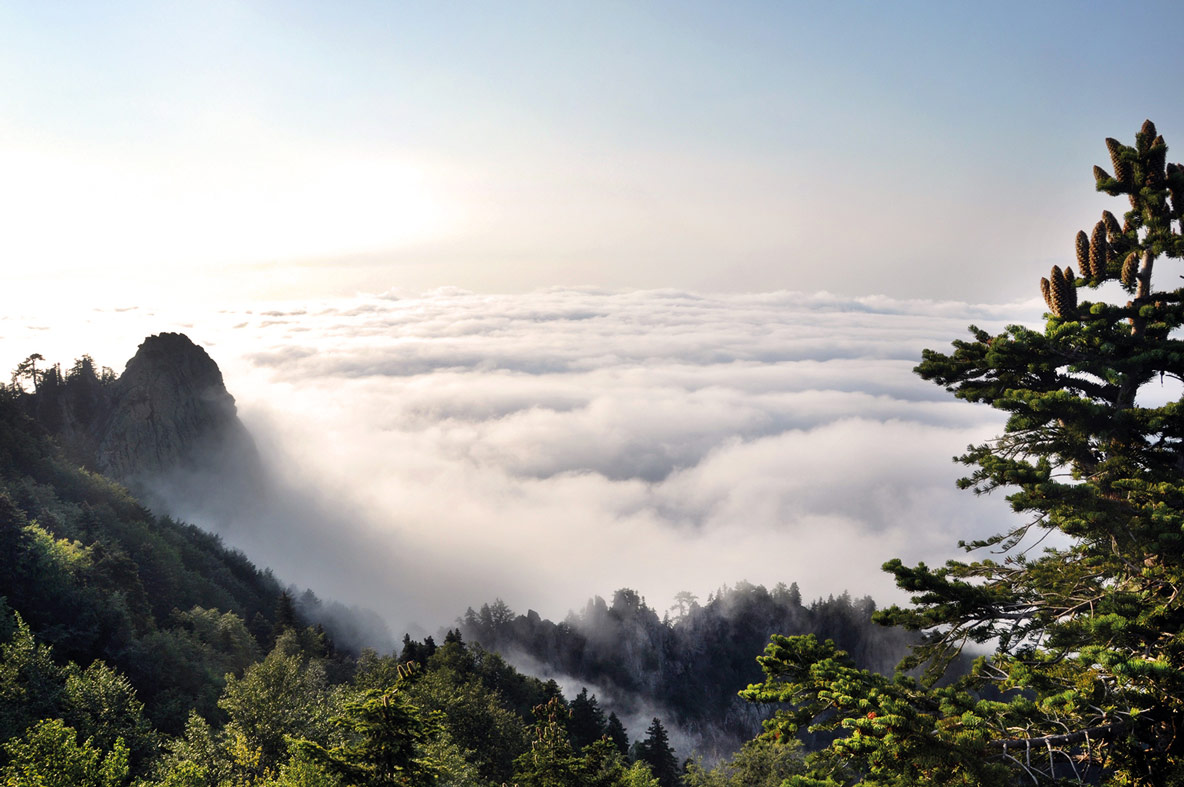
[1040,277,1052,309]
[1093,164,1112,185]
[1103,210,1122,238]
[1075,230,1091,276]
[1089,221,1108,278]
[1121,251,1139,288]
[1106,137,1122,165]
[1148,136,1167,185]
[1106,137,1133,184]
[1138,119,1157,154]
[1050,266,1074,317]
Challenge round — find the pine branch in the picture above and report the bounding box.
[987,721,1128,750]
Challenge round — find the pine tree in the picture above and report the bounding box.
[605,712,629,757]
[742,121,1184,784]
[568,688,607,750]
[634,718,679,787]
[513,697,584,787]
[291,664,441,787]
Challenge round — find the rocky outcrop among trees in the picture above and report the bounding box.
[11,332,262,512]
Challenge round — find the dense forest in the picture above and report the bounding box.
[456,584,917,756]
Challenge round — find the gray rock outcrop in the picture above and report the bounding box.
[96,332,256,484]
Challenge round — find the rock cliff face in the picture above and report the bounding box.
[96,332,256,484]
[19,332,264,528]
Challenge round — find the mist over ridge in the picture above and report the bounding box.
[1,287,1045,638]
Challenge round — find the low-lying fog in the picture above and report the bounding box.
[2,287,1046,641]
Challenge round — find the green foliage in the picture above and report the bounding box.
[152,711,233,787]
[512,699,650,787]
[513,697,585,787]
[218,632,341,773]
[0,612,64,741]
[0,389,299,734]
[1,718,129,787]
[263,756,344,787]
[62,659,160,773]
[633,718,680,787]
[400,664,529,783]
[290,665,442,787]
[740,635,1013,785]
[744,121,1184,784]
[568,687,608,750]
[683,736,803,787]
[605,712,630,757]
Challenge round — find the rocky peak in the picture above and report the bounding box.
[96,332,255,484]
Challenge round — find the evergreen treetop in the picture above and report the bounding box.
[743,121,1184,784]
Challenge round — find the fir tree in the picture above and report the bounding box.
[742,121,1184,784]
[291,664,441,787]
[634,718,679,787]
[568,687,607,750]
[605,712,629,757]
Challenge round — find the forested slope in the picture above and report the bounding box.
[0,386,294,734]
[0,352,804,785]
[458,584,919,756]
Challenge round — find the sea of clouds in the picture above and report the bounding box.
[1,287,1047,638]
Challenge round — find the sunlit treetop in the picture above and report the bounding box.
[743,121,1184,786]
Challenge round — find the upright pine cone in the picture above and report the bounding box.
[1075,230,1091,277]
[1137,119,1158,154]
[1049,265,1075,317]
[1102,210,1122,238]
[1121,251,1139,289]
[1148,136,1168,186]
[1107,137,1134,185]
[1089,221,1108,278]
[1040,277,1052,309]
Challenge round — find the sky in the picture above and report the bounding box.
[2,1,1183,304]
[3,3,1184,636]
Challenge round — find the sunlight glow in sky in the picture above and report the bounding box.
[2,1,1183,303]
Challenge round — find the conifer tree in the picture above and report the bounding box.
[605,712,630,757]
[569,687,608,750]
[634,718,680,787]
[742,121,1184,784]
[291,664,441,787]
[513,697,584,787]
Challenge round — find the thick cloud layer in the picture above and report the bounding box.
[1,288,1046,639]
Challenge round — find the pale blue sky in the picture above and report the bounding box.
[2,1,1182,304]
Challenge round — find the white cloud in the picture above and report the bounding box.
[0,287,1043,636]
